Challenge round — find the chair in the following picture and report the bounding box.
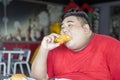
[0,61,6,76]
[11,49,31,76]
[0,46,6,76]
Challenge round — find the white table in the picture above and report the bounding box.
[0,50,24,76]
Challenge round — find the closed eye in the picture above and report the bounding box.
[68,24,73,27]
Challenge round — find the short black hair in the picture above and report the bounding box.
[62,8,93,31]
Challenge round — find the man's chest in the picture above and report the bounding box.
[53,50,108,75]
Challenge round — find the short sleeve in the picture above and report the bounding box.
[47,50,55,78]
[106,41,120,80]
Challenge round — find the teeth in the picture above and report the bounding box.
[54,34,72,44]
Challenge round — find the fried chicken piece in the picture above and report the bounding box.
[54,34,72,44]
[8,74,27,80]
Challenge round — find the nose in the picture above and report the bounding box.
[61,27,69,34]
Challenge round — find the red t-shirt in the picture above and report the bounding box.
[47,33,120,80]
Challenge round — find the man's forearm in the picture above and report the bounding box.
[31,48,49,80]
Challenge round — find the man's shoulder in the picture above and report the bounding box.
[95,33,119,42]
[94,33,120,47]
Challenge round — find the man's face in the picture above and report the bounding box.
[61,16,90,51]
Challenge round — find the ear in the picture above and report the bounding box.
[83,24,91,33]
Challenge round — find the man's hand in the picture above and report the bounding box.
[41,33,60,51]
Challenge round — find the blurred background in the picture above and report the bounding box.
[0,0,120,77]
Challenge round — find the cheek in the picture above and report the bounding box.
[71,29,85,42]
[70,28,83,36]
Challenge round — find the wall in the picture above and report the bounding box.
[92,1,120,35]
[0,1,64,62]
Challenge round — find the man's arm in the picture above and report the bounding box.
[31,33,60,80]
[31,47,49,80]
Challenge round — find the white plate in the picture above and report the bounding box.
[27,77,36,80]
[55,78,71,80]
[4,77,36,80]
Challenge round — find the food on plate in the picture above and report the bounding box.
[8,74,27,80]
[54,34,72,44]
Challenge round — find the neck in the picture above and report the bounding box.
[73,32,94,52]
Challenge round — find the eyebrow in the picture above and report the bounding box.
[61,20,75,27]
[67,20,74,23]
[61,20,74,25]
